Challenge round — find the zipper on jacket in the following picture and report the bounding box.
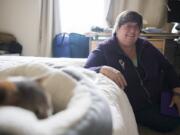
[127,55,153,104]
[134,68,152,104]
[135,43,153,104]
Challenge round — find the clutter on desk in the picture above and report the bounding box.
[142,27,165,33]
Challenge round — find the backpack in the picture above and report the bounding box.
[53,33,89,58]
[0,33,22,55]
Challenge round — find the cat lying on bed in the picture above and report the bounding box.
[0,76,53,119]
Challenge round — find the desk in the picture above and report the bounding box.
[89,33,180,54]
[141,33,180,54]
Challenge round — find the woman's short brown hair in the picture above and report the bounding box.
[113,10,143,34]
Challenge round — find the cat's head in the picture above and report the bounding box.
[0,75,53,119]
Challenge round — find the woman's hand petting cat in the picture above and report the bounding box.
[100,65,127,89]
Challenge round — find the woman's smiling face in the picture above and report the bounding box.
[116,22,140,47]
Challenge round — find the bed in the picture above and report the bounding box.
[0,56,138,135]
[0,56,179,135]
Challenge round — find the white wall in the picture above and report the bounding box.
[0,0,41,56]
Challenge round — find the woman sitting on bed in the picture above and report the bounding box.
[84,10,180,132]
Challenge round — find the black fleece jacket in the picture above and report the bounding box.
[85,35,180,111]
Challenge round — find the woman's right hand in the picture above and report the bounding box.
[170,87,180,116]
[100,66,127,89]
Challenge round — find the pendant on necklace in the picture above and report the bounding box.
[119,59,125,70]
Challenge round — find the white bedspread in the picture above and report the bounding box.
[0,56,139,135]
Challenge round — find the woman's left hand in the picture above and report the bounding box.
[170,87,180,116]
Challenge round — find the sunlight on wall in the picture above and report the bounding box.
[59,0,105,34]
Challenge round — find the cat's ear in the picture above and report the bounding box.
[33,73,49,84]
[0,80,18,104]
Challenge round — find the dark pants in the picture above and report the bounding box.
[135,104,180,132]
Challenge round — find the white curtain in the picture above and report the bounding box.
[105,0,168,29]
[38,0,61,57]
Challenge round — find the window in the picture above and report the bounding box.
[59,0,106,34]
